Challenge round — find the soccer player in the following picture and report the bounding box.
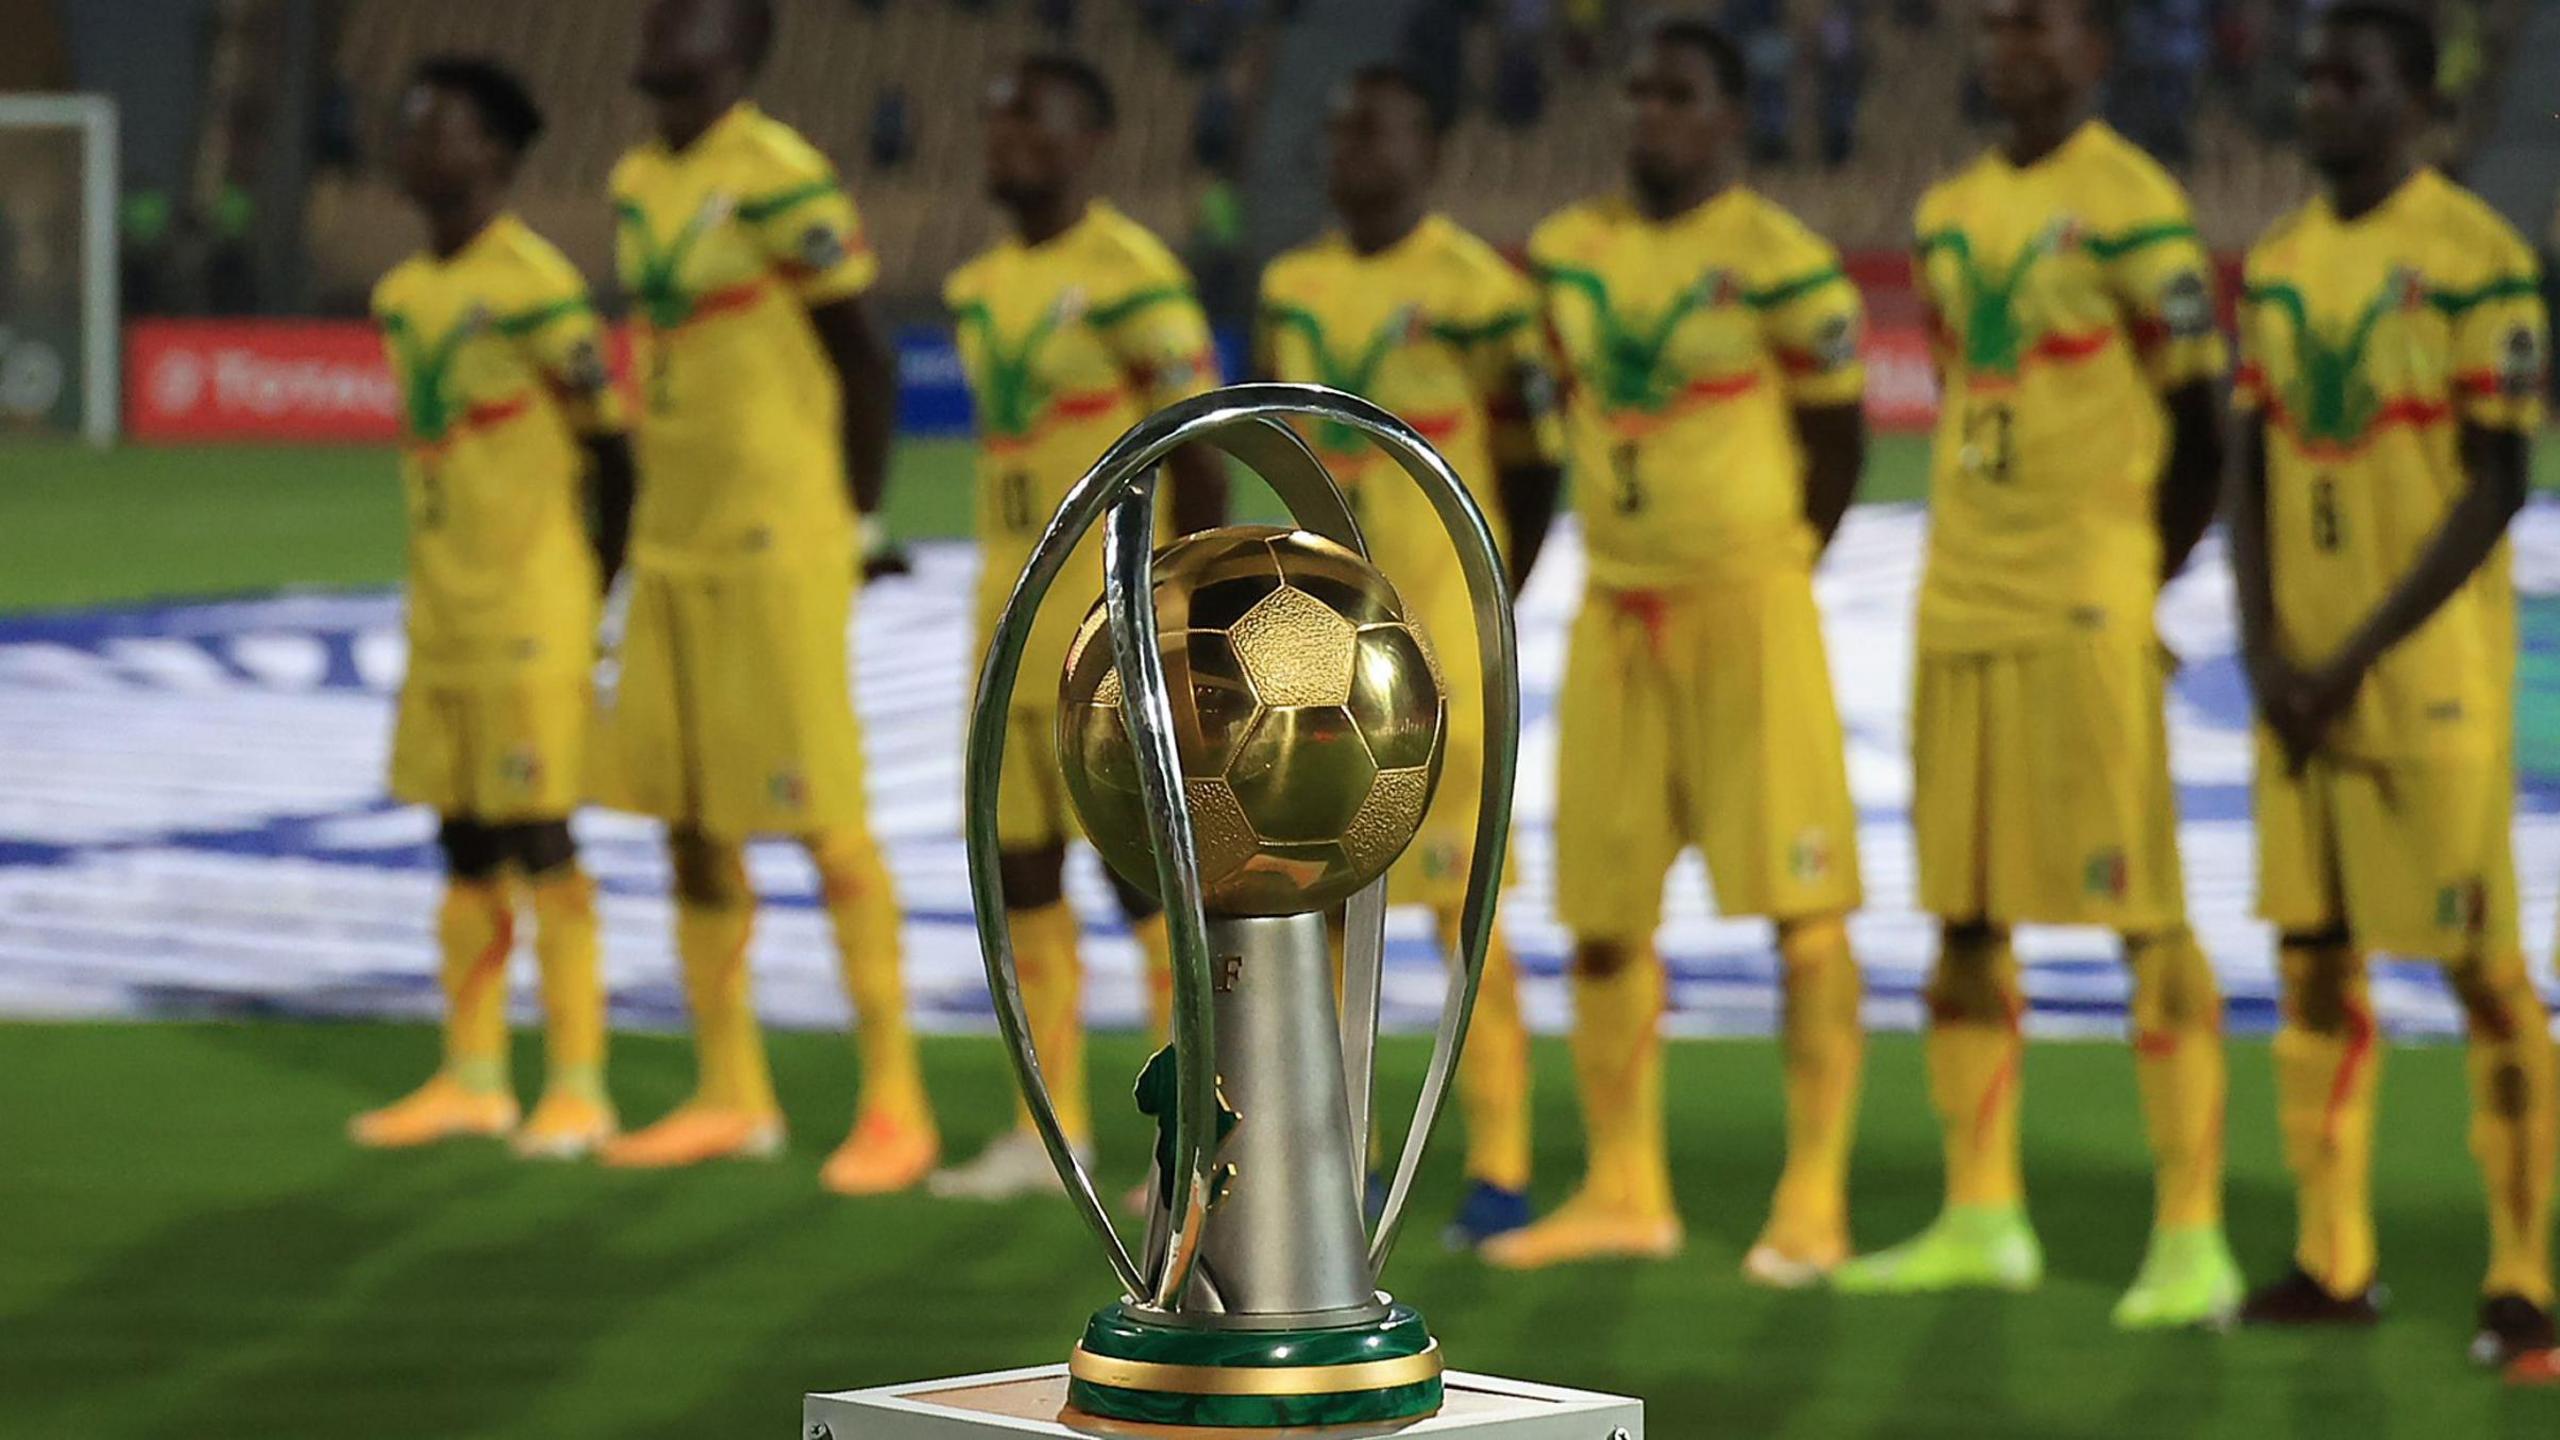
[930,54,1230,1199]
[1256,62,1566,1245]
[595,0,936,1192]
[2228,3,2555,1378]
[1831,0,2236,1327]
[353,56,632,1159]
[1486,21,1869,1281]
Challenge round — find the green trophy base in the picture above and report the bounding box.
[1064,1302,1442,1428]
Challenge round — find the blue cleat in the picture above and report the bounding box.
[1442,1180,1533,1249]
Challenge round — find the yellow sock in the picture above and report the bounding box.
[1442,908,1531,1191]
[673,840,776,1116]
[1133,913,1174,1046]
[438,877,515,1094]
[2125,928,2226,1231]
[1925,927,2024,1211]
[1012,902,1090,1145]
[2451,951,2557,1306]
[2273,941,2379,1295]
[528,867,606,1104]
[1568,940,1671,1215]
[1769,914,1862,1249]
[810,828,929,1130]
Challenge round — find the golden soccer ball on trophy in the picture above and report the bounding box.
[1056,526,1447,917]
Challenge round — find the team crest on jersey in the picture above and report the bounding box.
[1686,268,1743,311]
[769,770,807,811]
[2501,323,2546,398]
[2160,271,2214,340]
[1051,286,1090,329]
[499,746,542,792]
[1788,828,1833,884]
[799,223,849,272]
[2083,848,2129,900]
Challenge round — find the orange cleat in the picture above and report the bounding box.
[2508,1350,2560,1387]
[819,1108,940,1196]
[513,1089,618,1161]
[1479,1193,1684,1271]
[601,1102,785,1168]
[350,1074,518,1149]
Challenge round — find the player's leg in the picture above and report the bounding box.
[503,818,615,1159]
[806,824,938,1194]
[603,826,786,1167]
[1834,919,2042,1293]
[2446,944,2559,1373]
[351,816,521,1146]
[1483,592,1683,1270]
[1105,865,1175,1046]
[1692,572,1866,1286]
[1439,903,1534,1246]
[2240,928,2384,1322]
[932,839,1092,1198]
[1838,653,2038,1293]
[2113,924,2242,1327]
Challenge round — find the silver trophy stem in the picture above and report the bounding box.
[1184,913,1382,1325]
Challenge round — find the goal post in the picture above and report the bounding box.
[0,93,119,447]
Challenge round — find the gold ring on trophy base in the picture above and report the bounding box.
[1067,1340,1443,1396]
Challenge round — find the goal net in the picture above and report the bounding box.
[0,95,117,446]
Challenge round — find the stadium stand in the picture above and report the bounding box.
[302,0,1249,312]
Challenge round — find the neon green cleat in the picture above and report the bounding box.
[1831,1204,2043,1294]
[2111,1224,2244,1330]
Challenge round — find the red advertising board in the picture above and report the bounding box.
[127,319,403,443]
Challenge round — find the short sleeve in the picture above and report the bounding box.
[2097,204,2225,392]
[2447,249,2547,433]
[1443,261,1566,469]
[500,276,625,435]
[738,160,877,306]
[1093,276,1220,411]
[2229,257,2270,416]
[1754,243,1865,408]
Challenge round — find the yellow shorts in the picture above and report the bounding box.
[1391,588,1505,911]
[390,668,589,822]
[2256,741,2519,957]
[1553,572,1862,939]
[999,698,1081,851]
[597,560,875,838]
[1910,636,2187,931]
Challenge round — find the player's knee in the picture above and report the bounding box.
[437,817,509,882]
[1103,865,1161,924]
[2276,932,2358,1034]
[2123,929,2215,1033]
[668,827,747,907]
[501,820,578,880]
[1571,939,1634,979]
[1927,921,2012,1024]
[2444,954,2539,1045]
[1000,844,1068,912]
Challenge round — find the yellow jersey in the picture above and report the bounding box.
[372,213,620,680]
[1256,214,1563,614]
[945,201,1220,677]
[2236,168,2546,761]
[1529,188,1864,590]
[1913,121,2226,652]
[611,103,877,570]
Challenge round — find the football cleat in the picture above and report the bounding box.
[928,1129,1090,1201]
[820,1108,939,1196]
[1479,1193,1684,1270]
[512,1089,616,1160]
[1442,1181,1533,1250]
[1832,1205,2044,1295]
[2471,1294,2558,1372]
[2112,1224,2245,1330]
[2237,1265,2383,1326]
[600,1103,785,1168]
[350,1074,517,1149]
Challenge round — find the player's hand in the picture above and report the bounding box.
[859,515,914,583]
[2290,656,2366,754]
[2247,651,2321,774]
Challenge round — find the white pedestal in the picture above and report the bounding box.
[803,1366,1643,1439]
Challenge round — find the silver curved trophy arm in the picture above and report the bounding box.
[967,383,1516,1307]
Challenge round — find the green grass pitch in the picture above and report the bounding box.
[2,1025,2553,1438]
[5,437,2560,1435]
